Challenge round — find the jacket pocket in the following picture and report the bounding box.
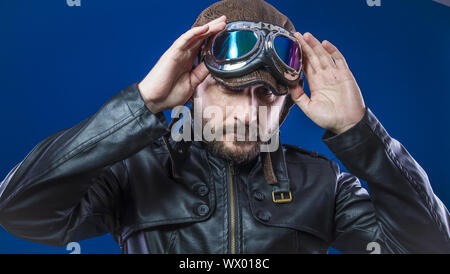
[118,149,216,242]
[247,160,337,251]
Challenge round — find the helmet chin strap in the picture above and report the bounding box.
[262,132,293,203]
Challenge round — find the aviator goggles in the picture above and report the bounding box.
[200,21,303,95]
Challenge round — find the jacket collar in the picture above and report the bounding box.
[163,117,291,194]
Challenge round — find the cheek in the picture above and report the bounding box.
[268,102,283,118]
[197,87,233,124]
[262,97,285,127]
[265,95,284,111]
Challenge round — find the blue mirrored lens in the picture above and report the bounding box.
[212,30,258,61]
[274,35,301,71]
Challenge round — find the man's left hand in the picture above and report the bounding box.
[290,32,366,135]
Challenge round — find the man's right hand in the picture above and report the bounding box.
[138,15,227,114]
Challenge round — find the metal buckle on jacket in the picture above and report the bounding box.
[272,190,292,204]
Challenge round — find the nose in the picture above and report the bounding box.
[234,85,262,125]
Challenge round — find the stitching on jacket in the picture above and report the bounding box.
[120,216,205,241]
[362,119,450,244]
[0,107,145,211]
[123,96,154,139]
[167,230,178,254]
[50,106,146,175]
[331,134,372,155]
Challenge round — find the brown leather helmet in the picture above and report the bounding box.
[192,0,302,126]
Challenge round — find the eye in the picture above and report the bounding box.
[256,86,273,96]
[255,86,276,103]
[211,77,221,87]
[212,78,228,91]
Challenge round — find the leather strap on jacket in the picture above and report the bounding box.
[263,134,292,203]
[162,116,187,180]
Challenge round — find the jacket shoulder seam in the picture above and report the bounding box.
[283,144,331,162]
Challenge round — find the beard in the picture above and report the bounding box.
[204,139,262,164]
[202,117,264,164]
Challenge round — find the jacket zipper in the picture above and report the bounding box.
[228,162,237,254]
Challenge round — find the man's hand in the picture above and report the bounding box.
[290,32,366,135]
[138,16,227,114]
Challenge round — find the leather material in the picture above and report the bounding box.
[211,67,289,96]
[192,0,296,98]
[0,83,449,253]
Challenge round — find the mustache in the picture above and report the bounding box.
[201,115,277,142]
[215,121,262,141]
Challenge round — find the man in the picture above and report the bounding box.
[0,0,449,253]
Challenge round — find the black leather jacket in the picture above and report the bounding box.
[0,83,449,253]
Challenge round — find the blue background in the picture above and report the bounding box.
[0,0,449,254]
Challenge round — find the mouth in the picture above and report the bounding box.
[234,132,248,141]
[228,132,259,142]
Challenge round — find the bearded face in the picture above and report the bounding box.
[193,74,287,164]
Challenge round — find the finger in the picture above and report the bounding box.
[177,16,227,50]
[294,32,320,72]
[301,56,314,76]
[190,62,210,89]
[322,41,337,68]
[185,37,207,61]
[174,25,210,51]
[187,37,206,53]
[205,20,227,35]
[184,21,226,50]
[322,40,348,70]
[303,32,335,69]
[289,83,311,114]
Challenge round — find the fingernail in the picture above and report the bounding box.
[215,15,226,21]
[209,16,225,24]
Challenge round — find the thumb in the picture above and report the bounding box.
[290,84,311,114]
[190,62,209,89]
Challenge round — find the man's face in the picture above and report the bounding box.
[193,74,286,164]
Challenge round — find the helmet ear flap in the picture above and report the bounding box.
[279,95,294,127]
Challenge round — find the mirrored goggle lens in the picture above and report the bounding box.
[212,30,258,61]
[273,35,301,71]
